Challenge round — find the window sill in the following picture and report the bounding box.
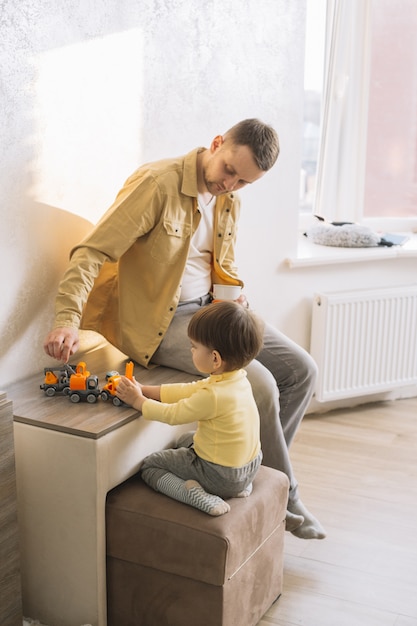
[286,233,417,268]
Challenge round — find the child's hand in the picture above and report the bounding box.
[116,376,145,411]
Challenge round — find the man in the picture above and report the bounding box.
[44,118,325,539]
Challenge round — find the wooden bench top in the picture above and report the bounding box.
[7,343,199,440]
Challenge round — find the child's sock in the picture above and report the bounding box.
[184,480,230,516]
[236,483,253,498]
[156,473,230,516]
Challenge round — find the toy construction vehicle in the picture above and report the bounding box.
[101,361,134,406]
[40,364,77,396]
[67,362,101,403]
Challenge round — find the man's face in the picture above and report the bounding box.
[203,136,265,196]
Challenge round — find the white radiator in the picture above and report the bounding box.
[310,285,417,402]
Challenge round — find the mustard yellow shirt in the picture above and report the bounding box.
[142,369,261,467]
[54,148,243,366]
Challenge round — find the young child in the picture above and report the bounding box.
[116,300,264,516]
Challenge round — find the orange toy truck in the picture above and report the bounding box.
[67,361,101,404]
[101,361,134,406]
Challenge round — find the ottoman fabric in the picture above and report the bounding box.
[106,465,289,626]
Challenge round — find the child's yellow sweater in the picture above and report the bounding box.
[142,369,260,467]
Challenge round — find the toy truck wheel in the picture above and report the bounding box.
[45,387,56,397]
[112,396,123,407]
[70,393,80,403]
[101,391,109,401]
[87,393,98,403]
[63,387,70,395]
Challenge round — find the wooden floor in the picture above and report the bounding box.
[257,397,417,626]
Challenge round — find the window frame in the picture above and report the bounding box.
[302,0,417,235]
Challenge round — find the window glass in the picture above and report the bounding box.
[301,0,417,222]
[364,0,417,218]
[300,0,326,214]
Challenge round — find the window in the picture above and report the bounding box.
[301,0,417,229]
[299,0,326,214]
[364,0,417,219]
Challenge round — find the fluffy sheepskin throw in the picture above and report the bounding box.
[304,222,381,248]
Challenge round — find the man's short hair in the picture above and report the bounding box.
[224,118,280,172]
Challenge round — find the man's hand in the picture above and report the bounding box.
[236,294,250,309]
[43,327,80,363]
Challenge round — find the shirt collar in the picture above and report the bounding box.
[209,369,245,383]
[182,147,205,198]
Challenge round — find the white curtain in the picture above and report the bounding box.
[314,0,372,222]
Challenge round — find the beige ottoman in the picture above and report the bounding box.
[106,465,289,626]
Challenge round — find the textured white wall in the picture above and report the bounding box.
[0,1,306,387]
[2,1,416,405]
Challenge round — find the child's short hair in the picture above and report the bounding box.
[187,301,264,370]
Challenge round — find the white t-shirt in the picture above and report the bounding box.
[180,195,216,302]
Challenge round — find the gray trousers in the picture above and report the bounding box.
[141,432,263,499]
[152,295,318,505]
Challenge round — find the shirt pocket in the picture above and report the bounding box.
[150,219,191,264]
